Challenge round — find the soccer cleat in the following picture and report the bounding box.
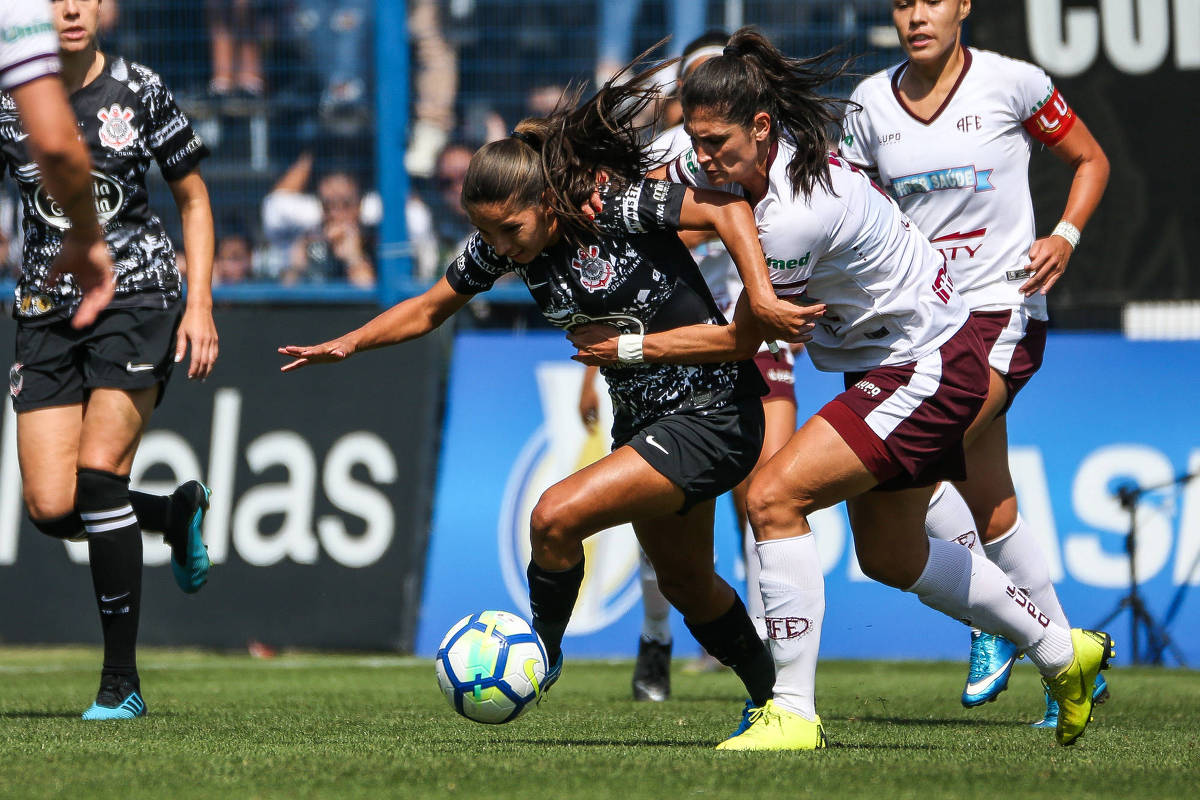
[1043,629,1115,745]
[631,636,671,702]
[81,673,146,721]
[961,630,1019,707]
[1032,672,1110,729]
[715,699,827,751]
[728,699,755,739]
[170,481,211,594]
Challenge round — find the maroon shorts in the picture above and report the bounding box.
[816,319,990,491]
[753,346,797,403]
[970,308,1048,414]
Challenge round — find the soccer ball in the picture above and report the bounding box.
[435,610,548,724]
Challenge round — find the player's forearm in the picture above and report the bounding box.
[346,279,466,352]
[708,201,777,309]
[13,78,102,237]
[1054,119,1109,233]
[175,178,216,306]
[641,322,760,364]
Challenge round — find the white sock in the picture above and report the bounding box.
[984,514,1069,628]
[757,533,824,721]
[743,527,767,641]
[925,482,983,555]
[907,538,1074,675]
[638,548,672,644]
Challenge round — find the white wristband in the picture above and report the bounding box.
[1051,220,1081,250]
[616,334,644,364]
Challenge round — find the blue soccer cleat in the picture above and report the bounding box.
[962,630,1019,707]
[1033,671,1110,729]
[728,699,756,739]
[170,481,211,594]
[81,674,146,721]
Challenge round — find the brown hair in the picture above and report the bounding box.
[461,51,676,239]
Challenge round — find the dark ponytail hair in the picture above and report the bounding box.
[680,27,856,199]
[462,51,676,239]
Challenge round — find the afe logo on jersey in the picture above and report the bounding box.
[932,264,956,303]
[571,245,615,292]
[35,170,124,230]
[765,616,812,640]
[97,104,138,150]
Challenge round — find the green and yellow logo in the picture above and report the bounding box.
[1,21,54,44]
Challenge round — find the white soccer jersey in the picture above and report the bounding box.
[841,47,1079,320]
[666,139,967,373]
[0,1,60,91]
[650,124,742,314]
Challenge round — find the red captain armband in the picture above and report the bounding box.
[1022,87,1077,146]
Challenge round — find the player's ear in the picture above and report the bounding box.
[752,112,772,143]
[959,0,972,24]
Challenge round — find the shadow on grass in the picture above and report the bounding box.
[831,715,1030,728]
[0,710,82,719]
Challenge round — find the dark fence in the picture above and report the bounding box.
[0,307,448,651]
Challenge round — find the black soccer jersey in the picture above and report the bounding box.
[446,178,766,439]
[0,55,208,324]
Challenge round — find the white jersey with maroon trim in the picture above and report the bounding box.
[650,124,742,314]
[840,46,1078,320]
[0,0,59,91]
[666,138,968,373]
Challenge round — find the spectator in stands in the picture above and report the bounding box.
[405,0,457,178]
[213,233,256,285]
[430,142,476,262]
[596,0,707,86]
[207,0,265,98]
[291,0,372,121]
[261,152,376,286]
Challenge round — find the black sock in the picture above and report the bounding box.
[78,469,143,678]
[686,594,775,706]
[527,558,585,664]
[129,490,172,536]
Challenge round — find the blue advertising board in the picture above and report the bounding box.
[420,332,1200,665]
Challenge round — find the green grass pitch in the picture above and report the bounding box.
[0,647,1196,799]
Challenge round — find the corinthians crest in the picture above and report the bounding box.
[570,245,614,293]
[97,104,138,150]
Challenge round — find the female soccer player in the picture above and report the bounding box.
[280,65,823,739]
[839,0,1110,724]
[577,29,801,702]
[1,0,218,719]
[571,28,1111,749]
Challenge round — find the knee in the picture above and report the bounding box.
[74,469,133,538]
[529,489,582,562]
[746,472,810,537]
[23,490,75,523]
[855,545,923,589]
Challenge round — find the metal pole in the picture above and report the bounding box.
[376,0,412,308]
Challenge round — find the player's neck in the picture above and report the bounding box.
[60,48,105,94]
[901,41,965,98]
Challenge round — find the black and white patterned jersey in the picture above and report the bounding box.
[0,55,208,324]
[446,178,766,440]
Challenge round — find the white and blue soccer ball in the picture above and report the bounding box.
[435,610,548,724]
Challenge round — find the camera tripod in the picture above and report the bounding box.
[1095,473,1195,666]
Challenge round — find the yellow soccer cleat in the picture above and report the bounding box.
[1044,628,1115,746]
[715,700,828,751]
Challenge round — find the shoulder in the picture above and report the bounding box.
[849,65,899,106]
[649,125,691,164]
[115,59,177,105]
[968,47,1049,85]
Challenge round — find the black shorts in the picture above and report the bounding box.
[617,398,765,514]
[9,304,183,412]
